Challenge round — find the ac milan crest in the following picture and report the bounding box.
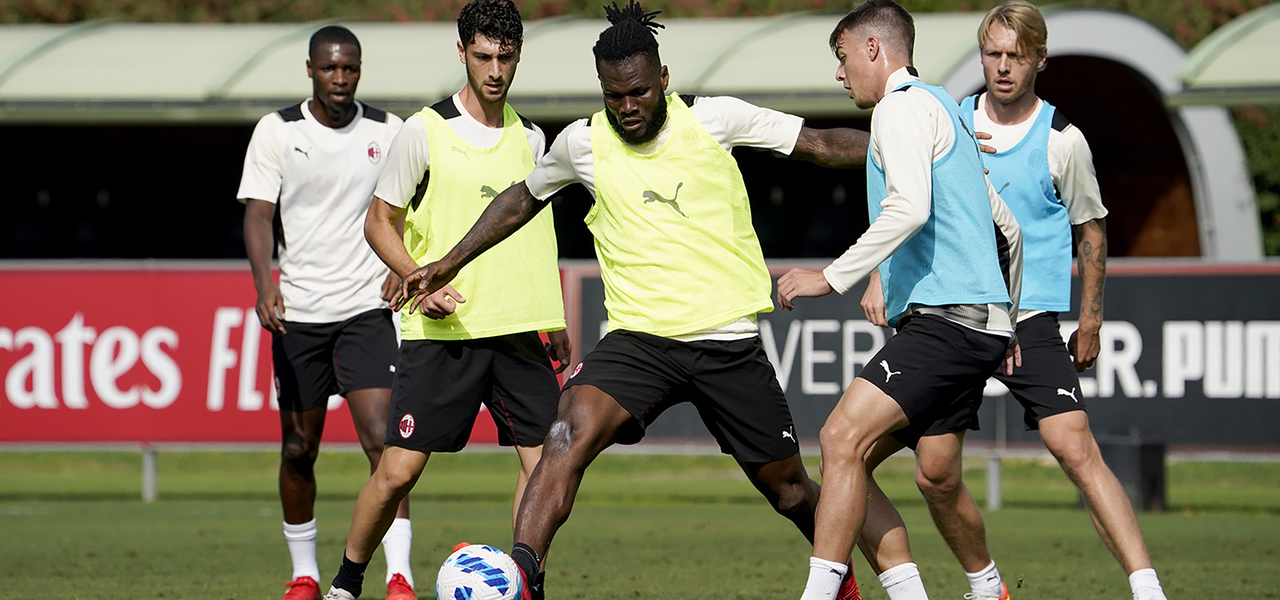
[367,141,382,163]
[569,362,584,379]
[398,413,415,438]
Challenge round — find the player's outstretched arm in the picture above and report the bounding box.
[401,181,547,313]
[790,127,870,168]
[243,198,287,335]
[1069,218,1107,372]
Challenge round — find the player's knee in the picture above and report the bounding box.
[281,434,319,472]
[356,429,386,461]
[1049,433,1102,479]
[817,421,861,468]
[375,458,421,493]
[915,460,961,501]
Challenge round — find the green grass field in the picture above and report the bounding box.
[2,449,1279,599]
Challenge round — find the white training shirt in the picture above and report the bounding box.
[821,67,1022,335]
[375,93,547,208]
[525,95,804,341]
[971,94,1109,227]
[237,99,404,323]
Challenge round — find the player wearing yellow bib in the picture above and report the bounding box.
[323,3,570,600]
[397,3,885,599]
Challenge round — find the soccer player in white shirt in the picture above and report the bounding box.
[237,25,414,600]
[856,3,1168,600]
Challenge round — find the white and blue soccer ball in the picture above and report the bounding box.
[436,543,523,600]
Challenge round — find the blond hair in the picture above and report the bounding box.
[978,1,1047,60]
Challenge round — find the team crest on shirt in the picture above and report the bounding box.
[398,413,415,438]
[569,363,584,379]
[367,141,383,163]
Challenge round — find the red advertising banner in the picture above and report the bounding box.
[0,264,499,444]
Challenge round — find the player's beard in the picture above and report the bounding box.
[607,96,668,145]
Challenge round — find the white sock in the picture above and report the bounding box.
[965,560,1003,597]
[381,518,414,586]
[800,557,847,600]
[1129,568,1166,600]
[879,562,929,600]
[282,518,320,582]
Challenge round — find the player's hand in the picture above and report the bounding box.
[396,261,458,313]
[975,130,996,155]
[776,268,833,311]
[416,285,466,320]
[1000,337,1022,376]
[380,271,403,303]
[545,329,573,374]
[254,285,287,335]
[1067,319,1102,372]
[860,270,888,327]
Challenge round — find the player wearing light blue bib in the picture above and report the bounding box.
[855,3,1168,600]
[776,3,1024,599]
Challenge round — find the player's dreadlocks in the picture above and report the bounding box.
[458,0,524,52]
[309,25,361,58]
[593,1,665,64]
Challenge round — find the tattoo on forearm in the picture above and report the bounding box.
[794,128,869,169]
[1075,219,1107,323]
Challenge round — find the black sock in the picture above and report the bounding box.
[510,542,541,584]
[331,554,369,598]
[530,570,546,600]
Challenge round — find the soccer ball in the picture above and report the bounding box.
[436,543,523,600]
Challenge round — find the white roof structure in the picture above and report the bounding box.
[0,9,1263,259]
[1172,2,1280,106]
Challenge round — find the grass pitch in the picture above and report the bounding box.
[2,449,1278,599]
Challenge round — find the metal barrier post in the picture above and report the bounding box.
[142,444,157,503]
[986,394,1006,511]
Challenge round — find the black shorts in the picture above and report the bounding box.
[273,308,397,412]
[996,312,1087,430]
[563,330,798,464]
[387,332,559,452]
[855,314,1009,450]
[908,312,1088,442]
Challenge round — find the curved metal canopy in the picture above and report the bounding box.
[0,13,985,123]
[1172,2,1280,106]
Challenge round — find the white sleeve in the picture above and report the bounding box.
[822,95,935,294]
[373,115,430,209]
[526,119,590,201]
[1050,125,1108,226]
[236,114,284,203]
[528,122,548,162]
[695,96,804,154]
[988,177,1022,318]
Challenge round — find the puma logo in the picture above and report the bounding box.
[1057,387,1079,402]
[642,182,686,217]
[480,181,518,200]
[451,146,469,158]
[293,147,309,159]
[781,430,795,443]
[880,360,902,383]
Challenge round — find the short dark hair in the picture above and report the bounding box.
[592,1,665,65]
[309,25,361,58]
[828,0,915,63]
[458,0,524,51]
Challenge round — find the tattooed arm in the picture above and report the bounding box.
[789,127,870,168]
[397,181,547,314]
[1069,218,1107,372]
